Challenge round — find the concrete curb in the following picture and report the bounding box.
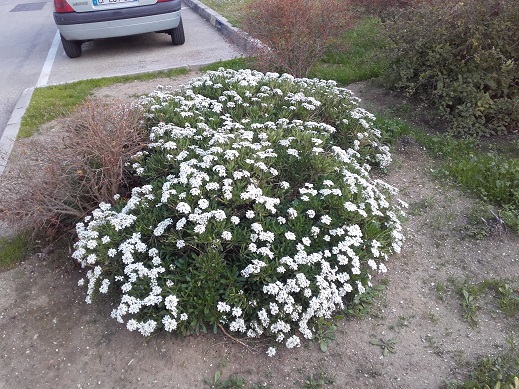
[0,87,35,175]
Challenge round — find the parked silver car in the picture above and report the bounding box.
[53,0,185,58]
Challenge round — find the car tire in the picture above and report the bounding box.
[170,18,185,46]
[60,34,82,58]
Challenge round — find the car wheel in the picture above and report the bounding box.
[170,18,185,46]
[60,34,82,58]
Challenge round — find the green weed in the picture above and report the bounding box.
[301,371,334,389]
[204,370,245,388]
[369,337,397,356]
[455,339,519,389]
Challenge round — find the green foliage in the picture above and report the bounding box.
[383,0,519,136]
[412,131,519,232]
[447,278,519,325]
[20,68,189,138]
[315,320,337,352]
[345,282,386,318]
[205,370,245,388]
[0,234,31,271]
[456,340,519,389]
[310,17,390,85]
[301,371,334,389]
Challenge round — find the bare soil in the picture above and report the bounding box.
[0,74,518,389]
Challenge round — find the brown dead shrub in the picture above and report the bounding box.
[242,0,353,78]
[1,98,148,233]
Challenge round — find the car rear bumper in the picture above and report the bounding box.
[54,0,181,40]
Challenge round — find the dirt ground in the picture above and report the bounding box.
[0,73,518,389]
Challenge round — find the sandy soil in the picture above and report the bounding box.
[0,73,518,389]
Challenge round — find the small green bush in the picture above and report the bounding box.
[383,0,519,136]
[72,69,405,354]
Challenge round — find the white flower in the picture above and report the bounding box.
[176,240,186,248]
[86,240,97,249]
[285,231,296,240]
[286,335,301,349]
[287,149,299,158]
[266,347,276,357]
[306,210,315,218]
[230,216,240,225]
[246,210,255,219]
[198,199,209,210]
[221,231,232,240]
[217,302,231,313]
[176,202,191,214]
[99,279,110,294]
[176,218,187,230]
[180,313,188,321]
[287,208,297,219]
[320,215,332,225]
[194,224,206,234]
[162,315,178,332]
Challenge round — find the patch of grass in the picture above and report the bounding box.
[416,135,519,221]
[372,115,519,233]
[199,0,253,26]
[200,57,257,72]
[310,17,389,85]
[0,233,31,271]
[20,67,189,138]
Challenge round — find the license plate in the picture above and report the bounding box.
[93,0,137,5]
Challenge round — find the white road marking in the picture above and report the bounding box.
[36,30,60,88]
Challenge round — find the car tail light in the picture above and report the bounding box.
[54,0,74,13]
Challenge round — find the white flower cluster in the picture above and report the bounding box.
[73,68,405,352]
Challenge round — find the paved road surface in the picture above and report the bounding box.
[47,5,244,85]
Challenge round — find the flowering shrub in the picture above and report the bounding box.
[72,69,405,355]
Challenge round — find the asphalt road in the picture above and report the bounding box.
[0,0,56,141]
[0,1,244,140]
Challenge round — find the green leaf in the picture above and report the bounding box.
[320,341,328,352]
